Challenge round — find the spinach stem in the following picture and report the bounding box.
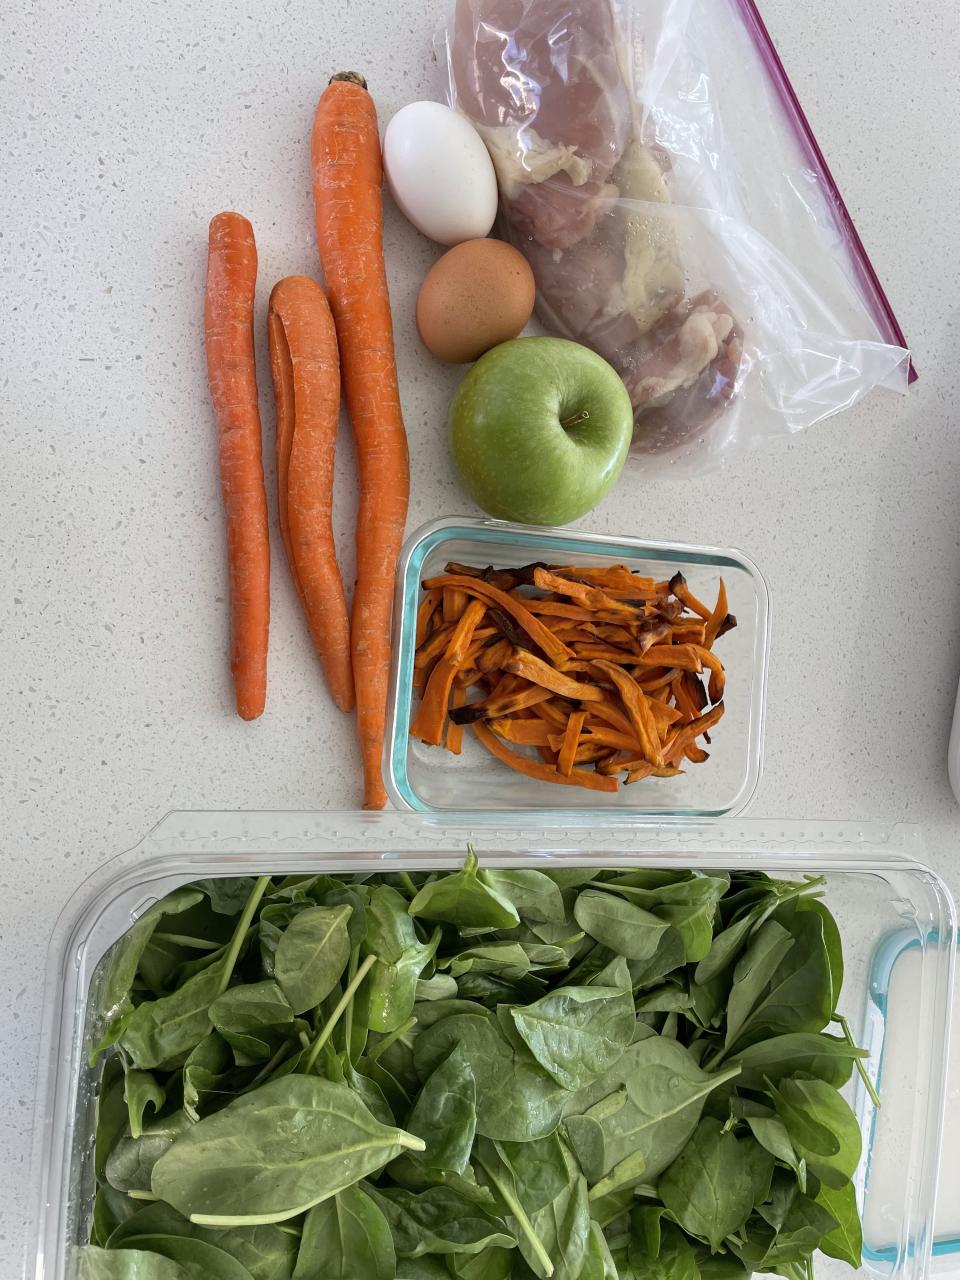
[151,932,220,951]
[343,947,359,1058]
[476,1152,554,1279]
[304,953,376,1074]
[396,871,419,897]
[834,1013,880,1107]
[367,1016,418,1064]
[240,1042,293,1094]
[216,876,271,997]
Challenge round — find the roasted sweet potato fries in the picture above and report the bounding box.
[410,563,736,793]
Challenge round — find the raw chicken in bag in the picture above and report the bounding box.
[446,0,911,471]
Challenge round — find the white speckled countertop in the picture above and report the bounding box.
[3,0,960,1271]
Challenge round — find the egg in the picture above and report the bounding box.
[383,101,498,246]
[416,238,536,363]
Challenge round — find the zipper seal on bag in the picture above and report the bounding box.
[732,0,917,382]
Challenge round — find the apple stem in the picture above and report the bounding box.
[561,409,590,430]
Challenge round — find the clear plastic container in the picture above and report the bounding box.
[385,517,770,815]
[29,812,955,1280]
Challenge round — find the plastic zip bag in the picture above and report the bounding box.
[445,0,913,472]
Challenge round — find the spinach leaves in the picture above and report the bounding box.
[87,859,869,1279]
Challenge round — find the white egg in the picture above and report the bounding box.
[383,101,498,247]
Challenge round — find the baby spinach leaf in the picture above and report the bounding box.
[343,1058,395,1127]
[628,1217,700,1280]
[109,1237,254,1280]
[491,1134,571,1214]
[369,1185,515,1257]
[209,982,300,1063]
[197,879,261,916]
[408,851,520,931]
[728,1031,866,1090]
[365,886,442,1033]
[91,1185,139,1247]
[578,1222,620,1280]
[477,1134,589,1280]
[816,1179,862,1266]
[274,906,351,1014]
[770,1076,862,1189]
[659,1118,774,1251]
[96,1056,129,1179]
[415,974,459,1002]
[563,1037,742,1191]
[102,889,206,1011]
[105,1112,193,1194]
[479,869,565,924]
[723,910,833,1053]
[405,1044,477,1175]
[573,892,669,962]
[448,1245,515,1279]
[445,942,533,980]
[107,1203,297,1280]
[509,981,635,1090]
[151,1075,425,1226]
[292,1184,394,1280]
[321,887,368,948]
[124,1069,165,1140]
[395,1259,450,1279]
[182,1034,239,1123]
[119,963,224,1070]
[745,1115,806,1189]
[413,1013,563,1142]
[72,1247,188,1280]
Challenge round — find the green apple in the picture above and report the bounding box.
[449,337,633,526]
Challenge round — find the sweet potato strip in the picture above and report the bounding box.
[693,646,725,703]
[523,600,597,622]
[489,717,554,746]
[636,644,703,673]
[472,722,619,793]
[410,657,458,746]
[557,710,587,776]
[547,565,666,594]
[505,649,605,703]
[663,702,726,766]
[704,579,730,648]
[592,660,664,768]
[446,685,466,755]
[477,637,512,673]
[445,599,488,666]
[416,589,442,646]
[443,587,469,623]
[423,574,572,663]
[669,572,711,621]
[671,621,707,645]
[415,623,455,670]
[638,668,681,692]
[533,567,637,615]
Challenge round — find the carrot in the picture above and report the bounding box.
[204,212,270,721]
[313,72,410,808]
[267,275,354,713]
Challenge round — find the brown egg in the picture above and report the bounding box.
[416,238,536,363]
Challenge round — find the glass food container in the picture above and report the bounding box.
[385,518,770,816]
[29,812,955,1280]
